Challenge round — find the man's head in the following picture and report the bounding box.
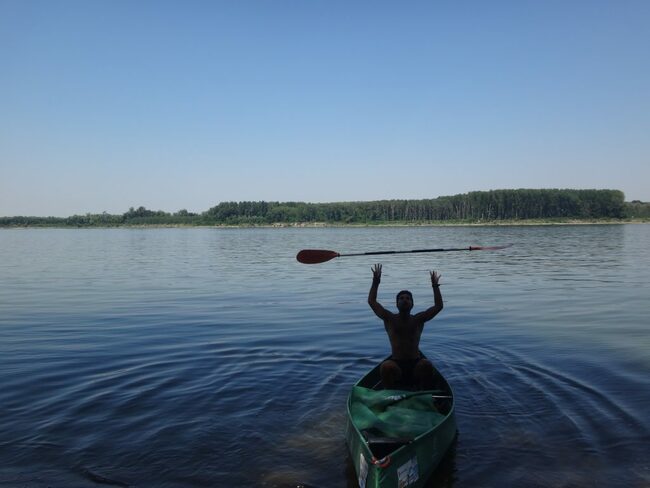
[396,290,413,313]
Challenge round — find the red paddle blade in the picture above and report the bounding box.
[296,249,340,264]
[469,243,513,251]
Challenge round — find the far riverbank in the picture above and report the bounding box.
[2,218,649,229]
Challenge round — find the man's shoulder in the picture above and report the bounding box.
[388,312,421,324]
[382,311,398,321]
[411,312,428,323]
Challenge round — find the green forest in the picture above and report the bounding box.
[2,189,649,227]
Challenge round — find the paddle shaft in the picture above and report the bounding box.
[340,247,474,257]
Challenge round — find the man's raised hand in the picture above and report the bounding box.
[372,263,382,282]
[430,270,441,286]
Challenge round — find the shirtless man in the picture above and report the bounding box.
[368,263,443,389]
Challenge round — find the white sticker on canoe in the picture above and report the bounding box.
[358,453,368,488]
[397,456,419,488]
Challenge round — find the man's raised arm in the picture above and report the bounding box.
[416,270,444,323]
[368,263,391,320]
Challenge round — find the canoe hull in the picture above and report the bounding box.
[346,359,457,488]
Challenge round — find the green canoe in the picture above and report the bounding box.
[345,357,457,488]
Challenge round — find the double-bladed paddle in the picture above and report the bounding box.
[296,243,513,264]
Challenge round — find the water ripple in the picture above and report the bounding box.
[1,226,648,487]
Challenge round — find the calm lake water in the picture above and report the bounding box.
[1,225,648,487]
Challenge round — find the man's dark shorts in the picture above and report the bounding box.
[387,352,425,386]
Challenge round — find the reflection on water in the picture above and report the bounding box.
[0,225,648,487]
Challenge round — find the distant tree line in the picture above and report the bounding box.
[625,200,650,218]
[1,189,647,227]
[0,207,203,227]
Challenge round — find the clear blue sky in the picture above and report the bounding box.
[1,0,649,217]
